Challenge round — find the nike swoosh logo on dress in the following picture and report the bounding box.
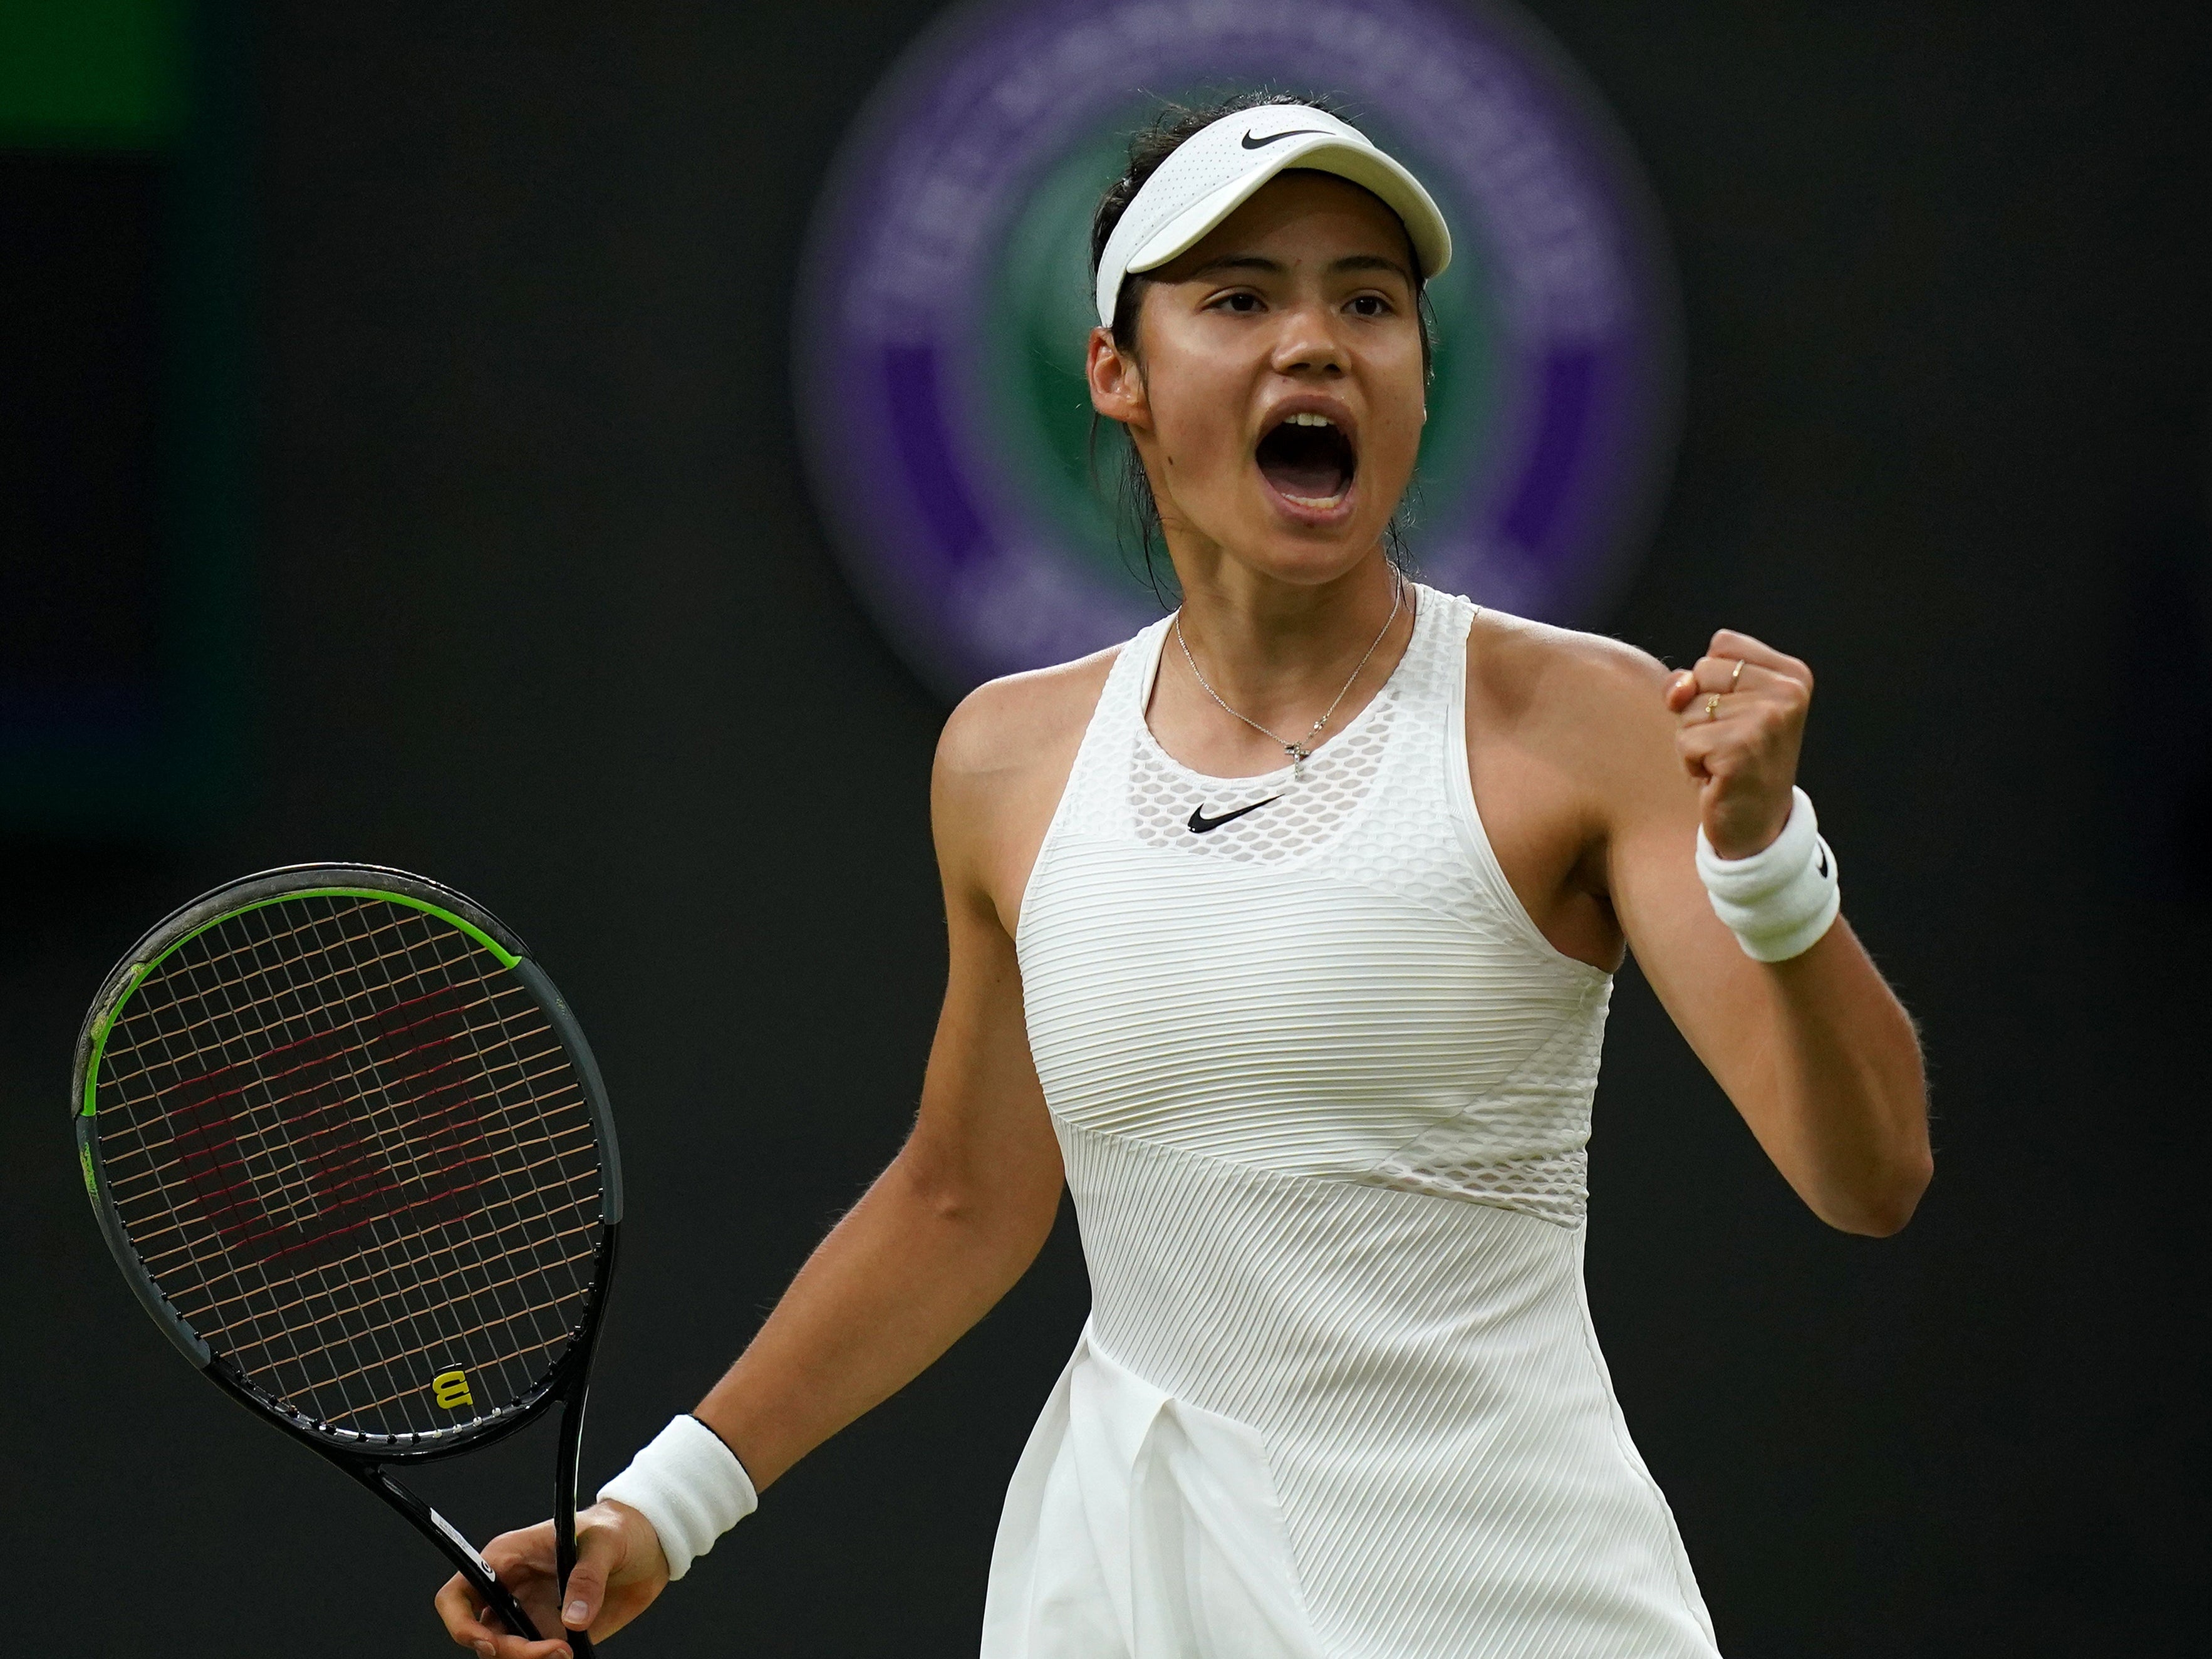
[1241,128,1331,148]
[1188,797,1280,833]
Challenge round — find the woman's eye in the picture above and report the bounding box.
[1213,291,1263,313]
[1348,294,1393,318]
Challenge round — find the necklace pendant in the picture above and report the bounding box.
[1173,576,1402,790]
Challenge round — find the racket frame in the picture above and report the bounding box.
[74,864,625,1651]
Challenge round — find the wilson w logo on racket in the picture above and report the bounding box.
[162,986,491,1269]
[74,863,623,1653]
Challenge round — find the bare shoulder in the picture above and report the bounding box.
[933,646,1119,923]
[935,645,1119,784]
[1467,608,1671,742]
[1463,606,1699,871]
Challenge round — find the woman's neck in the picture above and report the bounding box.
[1171,548,1405,689]
[1146,545,1416,777]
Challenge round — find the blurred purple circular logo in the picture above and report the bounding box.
[796,0,1677,698]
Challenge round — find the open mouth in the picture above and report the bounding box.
[1256,412,1357,511]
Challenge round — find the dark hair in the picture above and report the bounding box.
[1086,90,1433,602]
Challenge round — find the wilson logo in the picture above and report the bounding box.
[164,984,489,1271]
[432,1370,474,1410]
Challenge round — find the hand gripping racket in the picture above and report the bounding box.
[73,863,620,1651]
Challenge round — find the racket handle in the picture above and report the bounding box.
[356,1464,543,1643]
[556,1376,598,1659]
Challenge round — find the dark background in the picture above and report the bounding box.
[6,1,2209,1654]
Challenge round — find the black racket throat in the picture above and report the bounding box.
[75,865,625,1654]
[352,1371,601,1650]
[195,1229,620,1649]
[350,1304,611,1651]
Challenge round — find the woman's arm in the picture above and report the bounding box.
[690,843,1066,1487]
[435,691,1072,1658]
[1599,630,1931,1236]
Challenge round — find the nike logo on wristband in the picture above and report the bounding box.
[1816,846,1830,878]
[1188,797,1279,833]
[1242,128,1331,148]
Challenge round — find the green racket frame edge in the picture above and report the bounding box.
[71,864,626,1651]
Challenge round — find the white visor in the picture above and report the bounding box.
[1093,103,1452,329]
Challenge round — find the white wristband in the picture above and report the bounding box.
[597,1414,757,1581]
[1695,786,1841,963]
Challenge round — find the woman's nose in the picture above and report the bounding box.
[1270,306,1347,376]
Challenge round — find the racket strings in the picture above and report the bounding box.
[105,903,554,1423]
[117,1105,595,1268]
[104,984,567,1249]
[101,1019,589,1205]
[95,896,605,1438]
[185,900,591,1428]
[97,910,501,1093]
[138,1162,601,1365]
[109,900,591,1432]
[153,1182,600,1336]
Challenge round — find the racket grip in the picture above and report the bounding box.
[355,1464,544,1643]
[556,1378,598,1658]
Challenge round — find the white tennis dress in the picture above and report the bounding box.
[984,586,1721,1658]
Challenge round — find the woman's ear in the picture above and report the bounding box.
[1087,325,1148,430]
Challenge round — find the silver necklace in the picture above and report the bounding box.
[1173,576,1404,778]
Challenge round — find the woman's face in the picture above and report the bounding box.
[1089,170,1427,589]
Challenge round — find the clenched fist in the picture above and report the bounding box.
[1664,629,1812,860]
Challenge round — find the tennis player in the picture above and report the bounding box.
[439,94,1929,1658]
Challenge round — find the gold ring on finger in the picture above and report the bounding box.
[1704,693,1721,720]
[1728,658,1745,690]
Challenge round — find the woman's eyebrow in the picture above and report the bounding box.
[1188,253,1285,278]
[1185,252,1414,283]
[1331,252,1415,282]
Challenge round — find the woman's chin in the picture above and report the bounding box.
[1213,514,1393,588]
[1168,479,1397,585]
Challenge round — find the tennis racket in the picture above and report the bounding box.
[72,863,621,1651]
